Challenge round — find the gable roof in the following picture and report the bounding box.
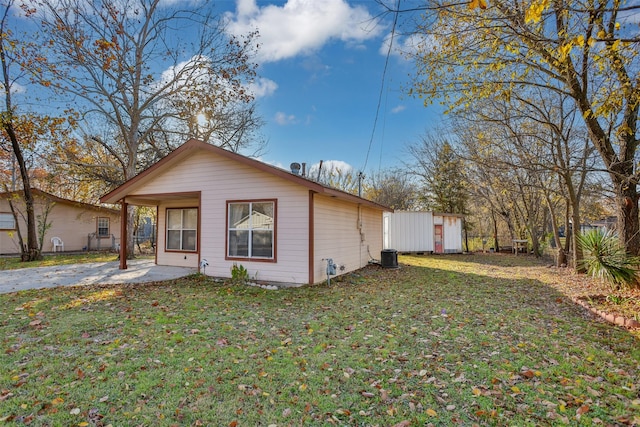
[1,188,119,215]
[100,138,392,212]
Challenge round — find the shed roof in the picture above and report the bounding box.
[100,138,392,212]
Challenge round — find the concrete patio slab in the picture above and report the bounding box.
[0,259,197,294]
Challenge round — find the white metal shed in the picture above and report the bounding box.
[383,211,464,253]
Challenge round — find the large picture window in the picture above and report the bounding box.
[0,212,15,230]
[166,208,197,251]
[227,201,275,259]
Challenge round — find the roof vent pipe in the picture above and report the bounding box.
[290,162,301,175]
[301,162,306,177]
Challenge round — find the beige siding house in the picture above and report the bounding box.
[100,139,390,285]
[0,189,120,254]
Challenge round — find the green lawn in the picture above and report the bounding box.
[1,254,638,426]
[0,252,119,271]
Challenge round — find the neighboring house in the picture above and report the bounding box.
[383,211,464,254]
[0,189,121,254]
[100,139,391,286]
[580,216,617,234]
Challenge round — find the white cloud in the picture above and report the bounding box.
[380,32,434,59]
[308,159,353,175]
[391,105,406,114]
[156,56,275,105]
[274,111,297,125]
[248,77,278,98]
[255,156,284,169]
[13,82,26,95]
[225,0,383,63]
[0,81,26,97]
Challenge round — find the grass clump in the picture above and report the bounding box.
[578,229,640,290]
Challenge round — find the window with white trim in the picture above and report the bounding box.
[166,208,197,251]
[97,217,110,237]
[0,212,15,230]
[227,201,274,259]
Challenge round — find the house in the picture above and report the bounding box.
[100,139,391,286]
[383,211,464,254]
[0,189,121,254]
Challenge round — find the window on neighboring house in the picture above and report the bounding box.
[97,217,110,237]
[227,201,275,259]
[166,208,197,251]
[0,212,16,230]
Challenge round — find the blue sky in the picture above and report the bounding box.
[11,0,444,177]
[222,0,444,175]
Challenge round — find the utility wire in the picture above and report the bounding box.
[378,84,389,171]
[361,0,400,173]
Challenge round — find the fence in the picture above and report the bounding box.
[87,233,118,251]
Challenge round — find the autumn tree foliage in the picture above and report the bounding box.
[25,0,263,257]
[0,1,74,260]
[398,0,640,254]
[453,87,599,266]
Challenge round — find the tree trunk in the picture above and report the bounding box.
[0,12,41,262]
[616,183,640,255]
[463,218,469,253]
[491,210,499,252]
[564,175,585,272]
[5,125,41,261]
[545,194,566,267]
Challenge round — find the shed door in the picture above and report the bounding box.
[434,224,443,253]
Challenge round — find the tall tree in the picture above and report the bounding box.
[454,88,598,266]
[363,169,419,210]
[28,0,262,256]
[396,0,640,254]
[408,133,468,214]
[0,1,43,261]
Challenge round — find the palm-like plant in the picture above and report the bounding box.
[578,229,639,290]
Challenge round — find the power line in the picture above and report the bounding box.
[361,0,400,173]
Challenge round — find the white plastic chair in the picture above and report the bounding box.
[51,237,64,252]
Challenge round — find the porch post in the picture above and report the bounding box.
[119,200,128,270]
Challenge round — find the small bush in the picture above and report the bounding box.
[578,229,639,290]
[230,263,249,284]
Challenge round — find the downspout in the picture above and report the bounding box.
[308,190,315,284]
[358,204,364,267]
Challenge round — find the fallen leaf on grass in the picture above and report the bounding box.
[521,369,535,379]
[577,405,590,415]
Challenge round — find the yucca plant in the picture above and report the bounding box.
[577,229,640,290]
